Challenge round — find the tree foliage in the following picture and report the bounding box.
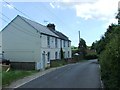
[100,33,120,88]
[91,24,118,54]
[78,38,87,57]
[91,10,120,88]
[93,24,120,89]
[78,38,87,49]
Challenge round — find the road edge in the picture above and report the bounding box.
[98,64,104,88]
[6,65,67,88]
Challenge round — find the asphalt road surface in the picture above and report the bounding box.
[17,59,101,88]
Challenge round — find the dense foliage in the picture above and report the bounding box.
[85,53,98,60]
[78,38,87,57]
[91,24,120,89]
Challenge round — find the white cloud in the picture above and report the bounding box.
[50,0,119,19]
[104,18,118,29]
[75,0,119,20]
[49,0,98,9]
[75,0,119,28]
[50,0,119,27]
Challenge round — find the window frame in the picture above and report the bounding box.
[47,36,50,48]
[55,37,58,48]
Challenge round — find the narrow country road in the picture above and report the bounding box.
[17,59,101,88]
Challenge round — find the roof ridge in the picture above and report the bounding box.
[18,15,58,38]
[17,15,70,41]
[18,15,46,28]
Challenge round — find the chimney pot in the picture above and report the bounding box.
[47,23,55,30]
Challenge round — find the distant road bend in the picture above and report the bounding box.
[17,59,101,88]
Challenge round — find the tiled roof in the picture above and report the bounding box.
[48,28,69,41]
[19,15,58,37]
[2,15,70,41]
[20,15,70,41]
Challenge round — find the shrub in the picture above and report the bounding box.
[100,35,120,89]
[50,60,67,67]
[85,53,98,60]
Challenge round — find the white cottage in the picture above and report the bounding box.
[1,15,71,70]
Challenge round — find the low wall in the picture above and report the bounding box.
[50,58,76,67]
[65,58,77,63]
[10,62,35,70]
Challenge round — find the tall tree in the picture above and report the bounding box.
[78,38,87,57]
[78,38,87,49]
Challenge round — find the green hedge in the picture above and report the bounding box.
[50,60,67,67]
[99,35,120,89]
[85,53,98,60]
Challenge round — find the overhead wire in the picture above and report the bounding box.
[0,0,43,38]
[41,3,72,32]
[0,16,40,38]
[2,0,71,32]
[2,0,71,39]
[2,0,32,19]
[0,12,40,36]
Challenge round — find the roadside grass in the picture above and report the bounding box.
[0,75,1,89]
[0,64,2,88]
[50,59,88,68]
[2,69,37,87]
[50,60,67,67]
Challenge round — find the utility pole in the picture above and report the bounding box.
[79,31,81,43]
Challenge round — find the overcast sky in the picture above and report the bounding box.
[0,0,119,46]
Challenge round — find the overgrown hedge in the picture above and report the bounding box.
[85,53,98,60]
[99,26,120,89]
[50,60,67,67]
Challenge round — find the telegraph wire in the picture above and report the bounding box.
[2,0,71,38]
[2,0,31,19]
[2,0,69,39]
[0,16,40,38]
[3,0,71,32]
[41,3,72,32]
[0,12,41,37]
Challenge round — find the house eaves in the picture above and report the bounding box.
[48,28,71,42]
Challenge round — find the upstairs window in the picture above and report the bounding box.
[60,39,62,48]
[55,38,58,48]
[68,41,70,47]
[64,40,65,47]
[47,36,50,48]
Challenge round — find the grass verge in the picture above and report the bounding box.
[2,70,37,87]
[50,60,67,67]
